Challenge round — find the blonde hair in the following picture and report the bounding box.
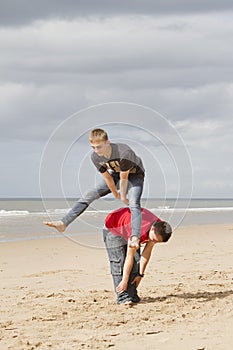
[89,128,109,143]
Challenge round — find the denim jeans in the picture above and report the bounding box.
[62,173,144,240]
[103,227,141,304]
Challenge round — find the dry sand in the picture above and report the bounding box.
[0,224,233,350]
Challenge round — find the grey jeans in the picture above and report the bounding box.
[62,173,144,239]
[103,226,141,304]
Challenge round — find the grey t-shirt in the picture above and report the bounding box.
[91,143,145,177]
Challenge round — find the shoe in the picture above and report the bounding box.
[128,236,140,249]
[119,300,133,306]
[132,295,141,304]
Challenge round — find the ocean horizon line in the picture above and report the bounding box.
[1,197,233,200]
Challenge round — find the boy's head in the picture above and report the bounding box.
[89,128,110,156]
[89,128,109,143]
[149,221,172,243]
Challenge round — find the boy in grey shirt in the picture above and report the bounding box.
[44,128,145,248]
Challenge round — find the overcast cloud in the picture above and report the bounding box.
[0,1,232,198]
[1,0,233,26]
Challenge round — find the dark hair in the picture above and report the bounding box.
[151,221,172,242]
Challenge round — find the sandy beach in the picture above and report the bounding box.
[1,223,233,350]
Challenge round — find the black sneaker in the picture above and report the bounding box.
[132,295,141,303]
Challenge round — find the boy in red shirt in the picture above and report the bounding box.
[104,207,172,305]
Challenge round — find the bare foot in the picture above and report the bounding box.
[43,220,66,233]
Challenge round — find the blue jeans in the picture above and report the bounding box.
[103,227,141,304]
[62,173,144,239]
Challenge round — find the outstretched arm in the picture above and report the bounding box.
[116,245,137,294]
[131,241,155,287]
[139,241,155,275]
[116,241,155,294]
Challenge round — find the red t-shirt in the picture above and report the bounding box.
[105,207,161,243]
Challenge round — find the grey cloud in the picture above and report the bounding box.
[1,16,232,87]
[0,3,232,200]
[1,0,233,26]
[0,82,89,141]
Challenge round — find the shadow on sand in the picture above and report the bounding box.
[142,289,233,304]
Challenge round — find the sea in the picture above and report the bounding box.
[0,198,233,244]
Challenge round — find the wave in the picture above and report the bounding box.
[0,210,30,216]
[1,206,233,217]
[46,209,69,214]
[150,207,233,213]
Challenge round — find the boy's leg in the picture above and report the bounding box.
[103,227,139,304]
[44,174,120,231]
[127,175,144,244]
[61,178,111,227]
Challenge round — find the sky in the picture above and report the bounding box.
[0,0,233,199]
